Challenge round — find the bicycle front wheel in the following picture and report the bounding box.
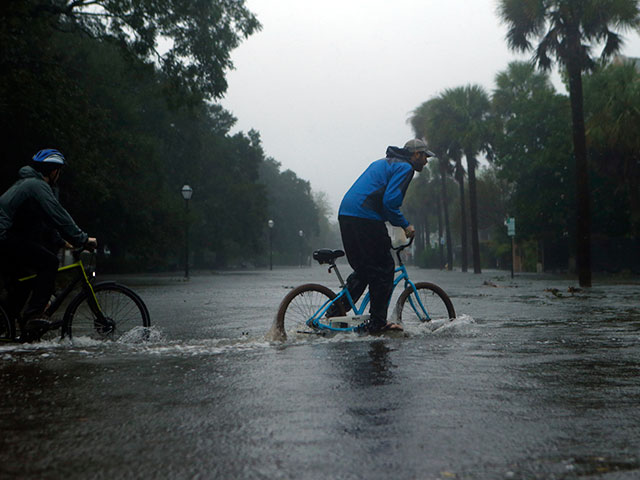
[63,282,150,340]
[275,284,344,339]
[395,282,456,327]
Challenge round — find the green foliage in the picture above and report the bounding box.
[499,0,640,72]
[410,86,491,272]
[403,169,432,256]
[409,98,457,269]
[415,245,442,269]
[498,0,640,284]
[491,61,574,240]
[0,0,332,272]
[259,157,322,265]
[19,0,262,100]
[583,61,640,236]
[475,167,509,233]
[409,58,640,274]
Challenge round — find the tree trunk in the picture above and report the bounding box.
[466,152,482,273]
[439,161,453,270]
[455,159,468,272]
[423,210,430,251]
[567,57,592,287]
[626,173,640,237]
[436,194,445,269]
[414,218,424,260]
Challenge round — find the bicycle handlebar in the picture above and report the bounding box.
[392,235,415,252]
[70,246,96,262]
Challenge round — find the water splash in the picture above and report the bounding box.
[130,337,273,357]
[269,314,477,346]
[426,314,476,334]
[117,326,165,344]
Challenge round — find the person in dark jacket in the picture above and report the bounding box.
[336,139,434,334]
[0,149,97,338]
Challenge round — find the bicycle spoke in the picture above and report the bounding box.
[396,282,455,327]
[276,284,338,339]
[66,283,149,340]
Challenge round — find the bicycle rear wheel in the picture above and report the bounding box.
[63,282,150,340]
[395,282,455,327]
[0,304,14,342]
[275,284,344,340]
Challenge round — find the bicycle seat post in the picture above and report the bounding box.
[329,262,346,288]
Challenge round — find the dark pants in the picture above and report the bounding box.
[0,237,59,320]
[338,215,395,327]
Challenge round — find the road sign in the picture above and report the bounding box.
[506,217,516,237]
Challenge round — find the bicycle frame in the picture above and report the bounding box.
[310,242,426,332]
[17,256,103,326]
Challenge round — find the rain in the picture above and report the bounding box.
[1,1,640,479]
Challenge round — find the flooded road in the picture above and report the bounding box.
[1,266,639,479]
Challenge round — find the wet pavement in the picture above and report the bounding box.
[1,265,639,479]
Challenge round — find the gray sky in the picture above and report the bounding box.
[220,0,640,215]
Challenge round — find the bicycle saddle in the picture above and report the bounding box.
[312,249,345,265]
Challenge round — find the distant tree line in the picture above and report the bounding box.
[408,59,640,276]
[0,0,330,271]
[407,1,640,282]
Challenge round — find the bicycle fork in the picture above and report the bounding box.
[405,286,431,322]
[83,283,115,335]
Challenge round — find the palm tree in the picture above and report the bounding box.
[498,0,640,286]
[436,156,455,270]
[409,99,455,270]
[402,168,432,259]
[450,149,469,272]
[440,85,491,274]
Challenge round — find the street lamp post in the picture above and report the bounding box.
[298,229,304,267]
[268,219,274,270]
[181,185,193,279]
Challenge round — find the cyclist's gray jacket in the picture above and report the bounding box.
[0,166,88,247]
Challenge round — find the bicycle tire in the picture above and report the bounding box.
[395,282,456,326]
[63,282,150,340]
[274,284,344,340]
[0,303,15,342]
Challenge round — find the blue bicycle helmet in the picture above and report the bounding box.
[32,149,66,165]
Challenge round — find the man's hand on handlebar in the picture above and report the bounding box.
[404,225,416,239]
[85,237,98,251]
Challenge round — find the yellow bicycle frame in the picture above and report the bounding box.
[18,260,102,314]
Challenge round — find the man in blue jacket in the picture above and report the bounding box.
[337,139,434,333]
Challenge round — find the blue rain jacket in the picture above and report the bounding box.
[338,146,415,228]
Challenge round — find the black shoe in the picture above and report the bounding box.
[326,300,350,318]
[353,320,384,335]
[21,317,51,342]
[354,320,403,335]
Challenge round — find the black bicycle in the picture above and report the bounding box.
[0,250,150,343]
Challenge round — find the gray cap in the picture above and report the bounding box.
[404,139,435,157]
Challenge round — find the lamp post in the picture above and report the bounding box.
[298,229,304,267]
[268,219,274,270]
[181,185,193,279]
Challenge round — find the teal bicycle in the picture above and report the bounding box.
[273,239,455,340]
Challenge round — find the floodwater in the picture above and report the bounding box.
[1,265,639,480]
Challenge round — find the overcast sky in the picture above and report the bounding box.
[220,0,640,215]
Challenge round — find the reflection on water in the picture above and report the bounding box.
[1,268,639,479]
